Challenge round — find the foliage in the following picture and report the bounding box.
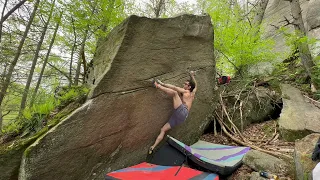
[312,66,320,100]
[0,0,126,133]
[2,86,88,135]
[279,27,318,54]
[129,0,198,18]
[56,85,89,108]
[203,0,278,75]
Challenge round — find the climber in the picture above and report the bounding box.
[149,71,197,154]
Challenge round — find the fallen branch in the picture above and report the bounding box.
[219,94,248,142]
[240,101,243,132]
[214,118,217,136]
[265,122,278,145]
[215,111,234,135]
[266,147,294,153]
[215,115,293,160]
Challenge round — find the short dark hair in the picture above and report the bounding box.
[187,80,195,92]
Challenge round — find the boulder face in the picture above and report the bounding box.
[294,133,320,180]
[19,15,216,180]
[262,0,320,57]
[306,0,320,31]
[278,84,320,141]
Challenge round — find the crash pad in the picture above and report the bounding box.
[105,162,219,180]
[167,135,250,176]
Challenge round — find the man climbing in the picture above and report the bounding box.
[149,71,197,154]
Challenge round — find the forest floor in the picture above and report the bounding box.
[200,119,295,180]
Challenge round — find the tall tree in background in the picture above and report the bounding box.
[69,17,77,86]
[0,0,127,131]
[204,0,276,75]
[74,28,89,85]
[30,12,62,107]
[20,0,56,113]
[285,0,315,79]
[253,0,269,26]
[0,0,28,43]
[0,0,40,130]
[73,0,97,86]
[146,0,167,18]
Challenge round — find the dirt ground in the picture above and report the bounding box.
[200,120,295,180]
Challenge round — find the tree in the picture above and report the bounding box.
[203,0,276,75]
[253,0,269,26]
[19,0,56,112]
[30,12,62,107]
[150,0,166,18]
[0,0,28,43]
[0,0,40,130]
[285,0,315,78]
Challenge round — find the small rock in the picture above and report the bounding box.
[250,172,267,180]
[243,150,288,175]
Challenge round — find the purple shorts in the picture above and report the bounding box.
[168,104,189,128]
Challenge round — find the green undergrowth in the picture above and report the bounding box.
[272,58,320,99]
[1,85,89,141]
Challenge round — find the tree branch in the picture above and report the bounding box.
[48,62,72,82]
[1,110,11,118]
[216,49,241,73]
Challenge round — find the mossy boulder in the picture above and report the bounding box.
[0,128,47,180]
[0,99,84,180]
[243,150,289,175]
[294,133,320,180]
[218,79,281,131]
[278,84,320,141]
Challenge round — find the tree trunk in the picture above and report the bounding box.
[30,11,62,107]
[74,29,88,86]
[154,0,165,18]
[0,0,28,43]
[69,17,77,87]
[0,0,8,44]
[288,0,315,76]
[19,0,55,112]
[253,0,269,26]
[69,43,76,87]
[0,0,40,107]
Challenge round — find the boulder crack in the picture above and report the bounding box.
[310,25,320,31]
[91,87,148,99]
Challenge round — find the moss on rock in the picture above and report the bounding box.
[0,98,85,180]
[280,128,312,142]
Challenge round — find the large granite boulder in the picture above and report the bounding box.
[19,15,216,180]
[262,0,320,57]
[294,133,320,180]
[219,83,280,131]
[278,84,320,141]
[306,0,320,31]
